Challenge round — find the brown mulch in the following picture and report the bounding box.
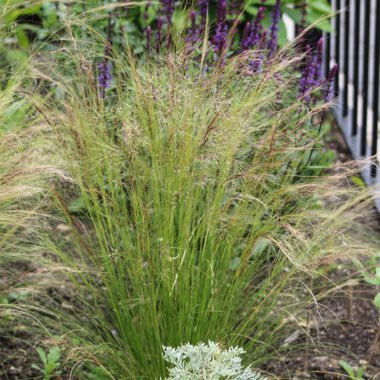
[266,269,380,379]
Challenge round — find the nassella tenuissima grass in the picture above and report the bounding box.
[25,31,379,379]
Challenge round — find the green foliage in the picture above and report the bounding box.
[364,267,380,311]
[350,175,366,189]
[339,360,366,380]
[0,3,375,380]
[22,29,375,377]
[31,347,62,380]
[2,0,332,53]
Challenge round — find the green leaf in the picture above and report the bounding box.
[277,18,288,46]
[36,347,47,365]
[310,0,332,14]
[47,347,61,364]
[374,293,380,311]
[229,257,241,270]
[283,7,303,25]
[68,196,86,213]
[364,275,380,286]
[339,360,355,378]
[306,9,332,32]
[5,5,42,24]
[351,175,366,188]
[8,289,31,302]
[15,26,29,49]
[245,6,259,17]
[31,363,42,372]
[172,9,187,34]
[356,367,365,379]
[251,238,271,257]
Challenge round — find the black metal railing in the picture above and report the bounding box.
[326,0,380,209]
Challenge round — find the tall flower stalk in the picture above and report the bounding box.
[299,44,313,101]
[251,6,265,48]
[146,25,152,50]
[324,64,339,102]
[198,0,209,32]
[161,0,175,25]
[156,16,164,51]
[251,30,268,72]
[241,21,251,51]
[143,0,152,19]
[267,0,281,58]
[228,0,242,20]
[299,38,324,102]
[98,61,112,98]
[98,45,112,98]
[214,0,228,57]
[186,10,199,49]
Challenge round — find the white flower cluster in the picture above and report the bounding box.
[162,341,266,380]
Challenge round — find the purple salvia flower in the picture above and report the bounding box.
[241,21,251,51]
[251,29,268,72]
[146,26,152,50]
[228,0,241,19]
[186,10,199,48]
[98,61,112,98]
[299,44,313,101]
[267,0,281,58]
[250,6,266,48]
[161,0,175,25]
[156,16,164,51]
[144,0,151,19]
[324,64,339,102]
[314,37,324,82]
[214,0,228,57]
[300,38,324,102]
[198,0,209,32]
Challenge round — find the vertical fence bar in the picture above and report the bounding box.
[342,0,350,116]
[371,0,380,177]
[361,0,371,156]
[330,0,380,210]
[324,32,331,77]
[351,0,360,136]
[334,0,341,98]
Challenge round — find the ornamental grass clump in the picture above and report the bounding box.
[6,1,374,378]
[25,32,378,378]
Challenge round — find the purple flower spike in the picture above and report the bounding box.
[324,64,339,102]
[144,1,151,20]
[251,6,265,48]
[228,0,242,18]
[251,29,268,72]
[299,44,314,101]
[161,0,175,25]
[214,0,228,57]
[146,26,152,50]
[98,61,112,98]
[186,10,199,48]
[198,0,209,32]
[314,37,324,82]
[300,38,324,102]
[156,16,164,51]
[241,22,251,51]
[267,0,281,58]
